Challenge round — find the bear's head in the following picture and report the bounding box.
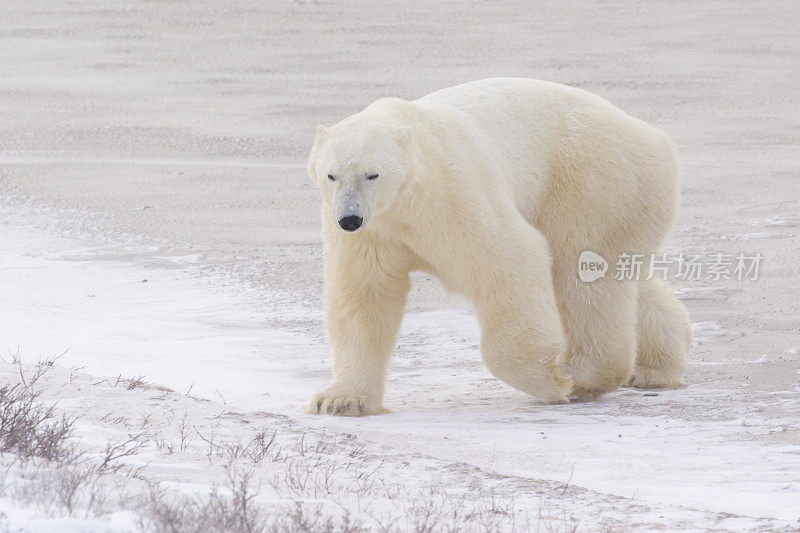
[308,116,413,233]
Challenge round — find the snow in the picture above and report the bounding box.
[0,151,306,170]
[0,217,321,412]
[2,210,799,530]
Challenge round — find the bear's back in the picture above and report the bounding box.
[415,77,662,140]
[412,78,677,243]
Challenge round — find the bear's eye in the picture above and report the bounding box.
[327,174,336,181]
[366,173,379,181]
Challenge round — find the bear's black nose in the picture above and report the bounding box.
[338,215,363,231]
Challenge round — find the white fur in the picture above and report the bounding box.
[306,78,691,416]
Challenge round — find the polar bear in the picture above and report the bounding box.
[306,78,691,416]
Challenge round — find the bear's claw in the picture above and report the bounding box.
[306,392,387,417]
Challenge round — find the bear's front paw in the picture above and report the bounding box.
[534,368,573,404]
[305,390,387,417]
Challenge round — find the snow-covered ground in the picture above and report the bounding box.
[1,1,799,531]
[2,204,799,531]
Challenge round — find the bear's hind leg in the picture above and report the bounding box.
[560,279,638,401]
[630,278,691,388]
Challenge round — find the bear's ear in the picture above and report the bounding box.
[396,125,412,147]
[314,124,328,142]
